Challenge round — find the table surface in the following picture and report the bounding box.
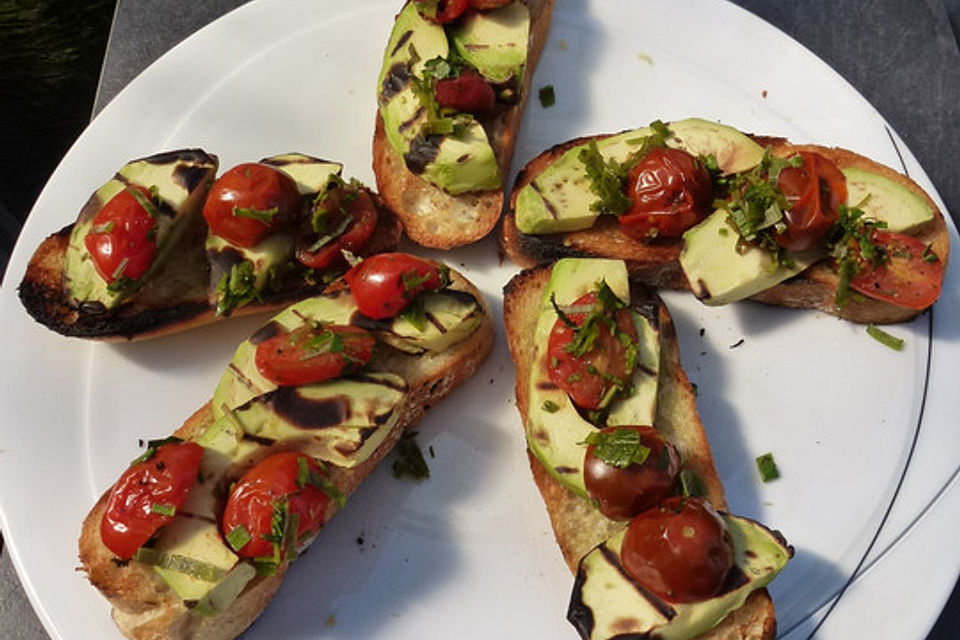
[2,1,959,639]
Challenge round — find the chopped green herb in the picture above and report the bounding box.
[392,431,430,480]
[130,436,183,465]
[578,139,632,216]
[866,324,905,351]
[755,452,780,482]
[542,400,560,413]
[538,84,556,108]
[226,525,253,553]
[582,428,651,469]
[232,206,279,223]
[132,547,226,582]
[679,469,706,498]
[215,260,258,315]
[150,503,176,517]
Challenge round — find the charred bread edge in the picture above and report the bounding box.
[371,0,555,249]
[502,261,778,640]
[499,130,950,325]
[78,268,495,640]
[18,191,403,342]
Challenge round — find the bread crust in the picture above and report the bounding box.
[372,0,555,249]
[500,130,950,324]
[502,262,777,640]
[18,190,403,342]
[78,269,494,640]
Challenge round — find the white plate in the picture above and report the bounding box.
[1,1,959,639]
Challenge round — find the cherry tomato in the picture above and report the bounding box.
[468,0,513,8]
[415,0,469,22]
[583,426,680,520]
[100,441,204,559]
[547,291,638,411]
[255,323,375,386]
[84,185,159,284]
[202,162,302,248]
[620,496,734,603]
[344,253,447,319]
[296,184,378,270]
[849,230,944,310]
[775,151,846,251]
[618,147,713,241]
[221,452,334,559]
[434,69,496,114]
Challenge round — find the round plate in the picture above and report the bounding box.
[1,1,958,639]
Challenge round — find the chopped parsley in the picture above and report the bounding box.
[827,203,889,308]
[583,428,651,469]
[542,399,560,413]
[538,84,556,108]
[755,452,780,482]
[866,324,905,351]
[215,260,258,316]
[392,431,430,480]
[130,436,183,465]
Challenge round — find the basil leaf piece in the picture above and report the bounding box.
[583,428,651,469]
[755,452,781,482]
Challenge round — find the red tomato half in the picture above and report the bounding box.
[434,69,496,114]
[100,441,204,559]
[296,184,378,270]
[620,496,734,603]
[618,147,713,241]
[202,163,302,248]
[775,152,846,251]
[547,291,638,411]
[255,324,375,386]
[344,253,447,319]
[221,452,334,559]
[849,230,944,310]
[415,0,468,22]
[84,185,159,284]
[583,426,680,520]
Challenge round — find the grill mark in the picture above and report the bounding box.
[381,62,412,102]
[530,181,559,219]
[390,30,413,57]
[405,134,443,175]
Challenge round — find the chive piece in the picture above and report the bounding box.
[226,525,252,553]
[132,547,227,583]
[232,205,279,223]
[756,452,780,482]
[538,84,556,108]
[866,324,905,351]
[542,400,560,413]
[679,469,706,498]
[151,503,176,517]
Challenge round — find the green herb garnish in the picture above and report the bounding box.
[578,139,632,216]
[392,431,430,480]
[542,400,560,413]
[866,324,905,351]
[538,84,555,108]
[232,206,279,223]
[226,525,253,553]
[755,452,780,482]
[130,436,183,465]
[582,428,651,469]
[215,260,258,315]
[679,469,706,498]
[150,503,176,517]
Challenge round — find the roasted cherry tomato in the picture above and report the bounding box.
[415,0,468,22]
[255,323,375,386]
[221,452,334,559]
[202,162,302,248]
[100,441,204,559]
[84,184,159,284]
[620,496,734,603]
[849,230,944,310]
[344,252,447,319]
[296,184,378,270]
[434,69,496,114]
[583,426,680,520]
[547,291,638,411]
[618,147,713,241]
[775,151,846,251]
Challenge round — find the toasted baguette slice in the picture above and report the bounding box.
[19,177,402,342]
[79,268,494,640]
[500,133,950,324]
[503,262,778,640]
[371,0,554,249]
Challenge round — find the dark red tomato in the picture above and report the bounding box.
[547,292,638,411]
[583,426,680,520]
[221,452,333,559]
[618,147,713,241]
[434,69,496,114]
[296,185,378,270]
[100,441,204,559]
[620,496,734,603]
[849,230,944,310]
[255,323,375,386]
[344,253,447,319]
[775,151,847,251]
[84,185,159,284]
[415,0,468,22]
[202,162,302,248]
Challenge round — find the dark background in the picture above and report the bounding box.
[1,1,958,639]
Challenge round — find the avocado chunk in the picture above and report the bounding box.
[679,209,824,305]
[448,1,529,84]
[146,516,242,603]
[843,167,934,234]
[526,259,660,499]
[377,1,502,194]
[228,372,407,469]
[260,153,342,196]
[515,119,764,235]
[63,149,218,309]
[568,514,792,640]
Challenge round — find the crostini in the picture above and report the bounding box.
[500,118,949,324]
[79,252,494,640]
[19,150,402,341]
[372,0,554,249]
[503,258,792,640]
